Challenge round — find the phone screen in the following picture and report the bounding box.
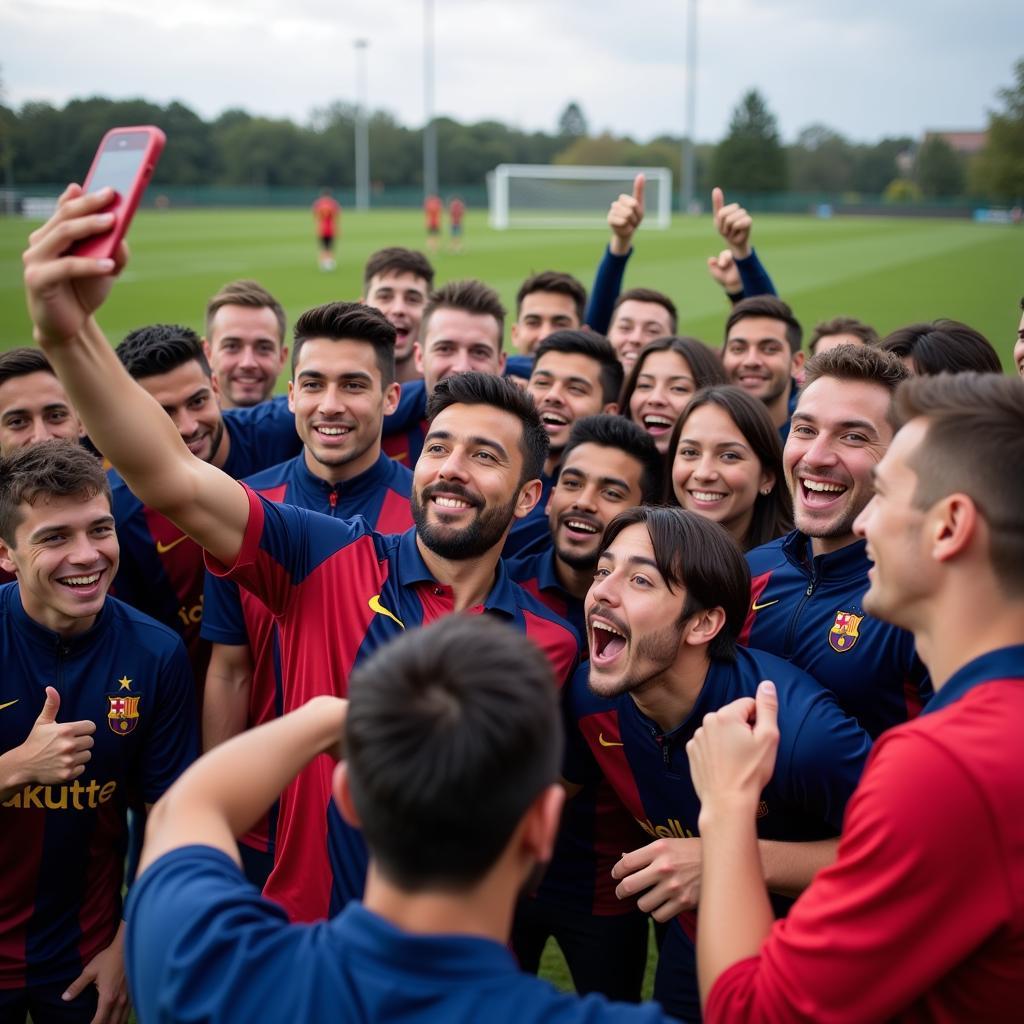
[87,131,150,196]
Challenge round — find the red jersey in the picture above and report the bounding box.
[424,195,442,229]
[707,645,1024,1023]
[449,198,465,225]
[313,196,340,237]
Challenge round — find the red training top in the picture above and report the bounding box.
[313,196,340,237]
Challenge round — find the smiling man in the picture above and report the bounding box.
[606,289,677,371]
[743,344,929,738]
[0,348,85,457]
[563,505,869,1021]
[0,441,196,1024]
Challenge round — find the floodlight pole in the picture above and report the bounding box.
[422,0,439,201]
[354,39,370,211]
[681,0,698,214]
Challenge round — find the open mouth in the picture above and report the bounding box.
[799,477,848,508]
[185,435,210,456]
[56,572,104,597]
[314,424,354,439]
[540,411,569,431]
[561,516,601,540]
[590,617,628,664]
[687,489,727,506]
[641,414,674,434]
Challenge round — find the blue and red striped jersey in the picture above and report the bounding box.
[0,583,197,990]
[109,396,301,680]
[563,645,871,1019]
[200,451,413,856]
[207,485,580,922]
[382,379,427,469]
[743,531,930,738]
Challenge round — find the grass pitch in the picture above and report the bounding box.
[2,207,1021,370]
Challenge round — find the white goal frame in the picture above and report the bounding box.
[487,164,673,230]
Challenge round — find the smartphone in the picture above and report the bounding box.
[72,126,166,260]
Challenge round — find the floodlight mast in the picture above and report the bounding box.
[681,0,698,214]
[422,0,438,201]
[354,39,370,211]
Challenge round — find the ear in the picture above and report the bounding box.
[0,539,16,576]
[332,762,362,828]
[202,337,213,361]
[510,322,521,350]
[514,477,543,520]
[683,606,727,649]
[413,342,425,376]
[277,346,290,371]
[520,784,565,865]
[209,372,222,400]
[930,493,979,565]
[496,350,508,374]
[287,378,296,414]
[758,465,776,495]
[791,351,806,376]
[382,381,401,417]
[602,401,620,415]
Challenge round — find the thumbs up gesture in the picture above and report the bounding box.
[608,173,646,255]
[7,687,96,788]
[711,186,754,260]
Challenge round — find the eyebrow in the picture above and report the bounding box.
[532,370,593,388]
[3,402,72,417]
[560,468,631,490]
[423,429,510,461]
[29,515,115,543]
[598,551,662,574]
[791,413,879,434]
[678,435,752,453]
[297,369,373,382]
[162,387,210,414]
[638,372,695,382]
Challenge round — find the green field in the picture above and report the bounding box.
[2,208,1021,369]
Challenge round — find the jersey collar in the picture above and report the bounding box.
[2,581,112,654]
[782,530,870,583]
[291,450,396,505]
[922,644,1024,716]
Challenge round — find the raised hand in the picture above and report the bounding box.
[711,186,754,260]
[608,173,645,255]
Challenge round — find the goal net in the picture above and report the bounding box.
[487,164,673,230]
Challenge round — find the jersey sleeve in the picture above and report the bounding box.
[705,730,1008,1023]
[560,668,602,788]
[735,248,777,299]
[200,570,248,645]
[126,847,319,1024]
[776,687,872,833]
[585,244,631,335]
[140,636,199,803]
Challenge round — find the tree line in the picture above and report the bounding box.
[0,59,1021,200]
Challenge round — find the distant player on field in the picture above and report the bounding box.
[312,189,341,271]
[424,193,442,252]
[448,195,465,253]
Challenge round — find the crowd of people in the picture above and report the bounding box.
[1,176,1022,1024]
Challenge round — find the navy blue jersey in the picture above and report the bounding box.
[382,379,428,469]
[506,546,585,642]
[127,847,671,1024]
[563,645,871,1018]
[109,396,302,679]
[200,451,413,857]
[0,584,197,989]
[208,486,580,922]
[505,354,534,382]
[743,531,930,738]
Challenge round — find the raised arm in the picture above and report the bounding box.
[585,173,644,333]
[709,187,777,301]
[22,185,248,566]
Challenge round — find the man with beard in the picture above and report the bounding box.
[564,506,870,1020]
[743,344,930,739]
[508,415,660,1002]
[21,194,578,920]
[721,296,804,441]
[110,325,301,679]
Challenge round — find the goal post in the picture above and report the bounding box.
[487,164,673,230]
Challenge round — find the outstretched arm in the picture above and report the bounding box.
[23,185,248,566]
[585,173,644,334]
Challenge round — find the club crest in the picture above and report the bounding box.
[828,610,864,653]
[107,695,141,735]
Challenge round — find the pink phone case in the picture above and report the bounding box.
[73,125,166,260]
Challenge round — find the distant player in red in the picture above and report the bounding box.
[424,194,442,252]
[312,189,341,271]
[448,196,465,253]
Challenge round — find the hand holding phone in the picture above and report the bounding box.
[71,126,165,260]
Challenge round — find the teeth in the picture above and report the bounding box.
[690,491,725,502]
[592,621,625,638]
[317,426,350,436]
[566,519,598,533]
[542,413,568,426]
[61,574,100,586]
[643,415,673,428]
[803,480,846,493]
[434,496,471,508]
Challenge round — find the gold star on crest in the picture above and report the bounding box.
[118,676,132,691]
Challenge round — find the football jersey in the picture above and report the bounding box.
[381,379,427,469]
[110,396,301,679]
[0,584,197,989]
[200,451,414,856]
[743,531,930,738]
[207,485,580,922]
[563,645,871,1020]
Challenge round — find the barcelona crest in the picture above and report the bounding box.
[107,695,141,735]
[828,611,864,653]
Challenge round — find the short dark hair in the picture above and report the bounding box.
[725,296,803,354]
[560,414,662,503]
[291,301,397,386]
[879,320,1003,376]
[612,288,678,333]
[663,385,793,551]
[0,347,55,388]
[890,373,1024,597]
[363,247,435,291]
[116,325,210,380]
[426,372,548,483]
[533,330,624,405]
[423,280,506,341]
[204,280,286,343]
[0,440,109,547]
[808,316,879,355]
[802,342,909,395]
[618,336,727,415]
[601,505,749,661]
[345,614,561,890]
[516,271,587,324]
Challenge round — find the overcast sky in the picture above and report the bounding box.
[3,0,1020,143]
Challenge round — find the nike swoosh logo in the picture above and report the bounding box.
[751,598,779,611]
[155,534,189,555]
[368,594,405,629]
[0,699,18,711]
[598,733,623,747]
